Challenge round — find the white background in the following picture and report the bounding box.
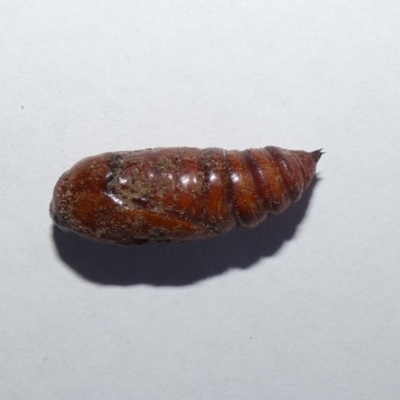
[1,1,400,399]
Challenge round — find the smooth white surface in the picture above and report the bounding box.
[1,1,400,399]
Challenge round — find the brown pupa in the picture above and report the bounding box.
[50,146,322,245]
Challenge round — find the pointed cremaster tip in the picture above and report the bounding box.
[311,149,324,163]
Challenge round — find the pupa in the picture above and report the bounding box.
[50,146,322,245]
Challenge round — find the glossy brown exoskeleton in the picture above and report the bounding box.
[50,146,322,245]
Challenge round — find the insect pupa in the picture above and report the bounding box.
[50,146,322,245]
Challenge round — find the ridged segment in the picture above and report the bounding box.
[265,147,302,202]
[242,148,280,214]
[226,150,267,228]
[202,148,236,233]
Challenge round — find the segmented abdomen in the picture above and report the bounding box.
[226,146,319,228]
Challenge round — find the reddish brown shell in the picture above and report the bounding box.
[50,146,322,245]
